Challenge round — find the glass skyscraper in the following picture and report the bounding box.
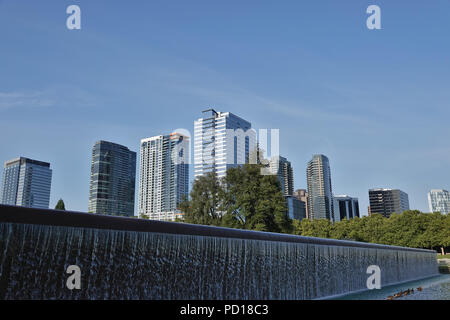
[428,189,450,214]
[286,196,307,220]
[306,154,334,221]
[333,195,360,222]
[268,155,294,197]
[293,189,309,219]
[1,157,52,209]
[138,132,189,221]
[194,109,256,180]
[268,155,304,220]
[88,141,136,217]
[368,188,409,217]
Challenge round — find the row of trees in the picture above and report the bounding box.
[292,211,450,252]
[180,164,449,252]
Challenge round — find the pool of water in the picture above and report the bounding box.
[333,274,450,300]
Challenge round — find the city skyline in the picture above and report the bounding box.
[1,1,449,214]
[1,114,449,216]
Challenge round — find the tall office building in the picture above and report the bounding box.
[267,155,301,220]
[139,132,189,221]
[1,157,52,209]
[88,141,136,217]
[428,189,450,214]
[368,188,409,217]
[306,154,334,221]
[268,156,294,196]
[294,189,309,219]
[194,109,256,180]
[286,196,307,220]
[333,195,360,222]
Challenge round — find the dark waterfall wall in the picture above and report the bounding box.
[0,205,439,300]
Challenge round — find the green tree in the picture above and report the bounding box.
[360,213,388,244]
[330,219,351,240]
[180,163,292,234]
[311,219,333,238]
[345,217,364,241]
[329,211,448,251]
[55,199,65,210]
[384,210,427,247]
[293,218,332,239]
[180,172,225,226]
[222,164,292,233]
[296,218,314,237]
[292,219,303,235]
[418,212,449,252]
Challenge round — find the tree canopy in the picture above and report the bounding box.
[180,172,225,226]
[55,199,65,210]
[181,164,292,233]
[222,164,292,233]
[293,210,449,252]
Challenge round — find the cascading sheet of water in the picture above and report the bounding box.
[0,222,438,300]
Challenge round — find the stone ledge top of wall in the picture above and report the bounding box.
[0,204,435,254]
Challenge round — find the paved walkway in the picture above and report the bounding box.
[438,259,450,274]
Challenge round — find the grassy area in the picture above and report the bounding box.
[437,254,450,259]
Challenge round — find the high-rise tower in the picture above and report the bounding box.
[1,157,52,209]
[306,154,334,220]
[268,156,294,196]
[194,109,256,180]
[368,188,409,217]
[139,132,189,221]
[88,141,136,216]
[427,189,449,214]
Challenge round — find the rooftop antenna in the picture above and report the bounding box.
[202,108,218,117]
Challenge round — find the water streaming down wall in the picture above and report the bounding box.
[0,205,439,300]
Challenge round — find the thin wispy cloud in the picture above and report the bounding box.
[144,58,374,126]
[167,79,371,126]
[0,91,54,110]
[0,86,99,111]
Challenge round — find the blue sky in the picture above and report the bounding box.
[0,0,449,215]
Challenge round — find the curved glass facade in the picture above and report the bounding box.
[88,141,136,217]
[306,154,334,221]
